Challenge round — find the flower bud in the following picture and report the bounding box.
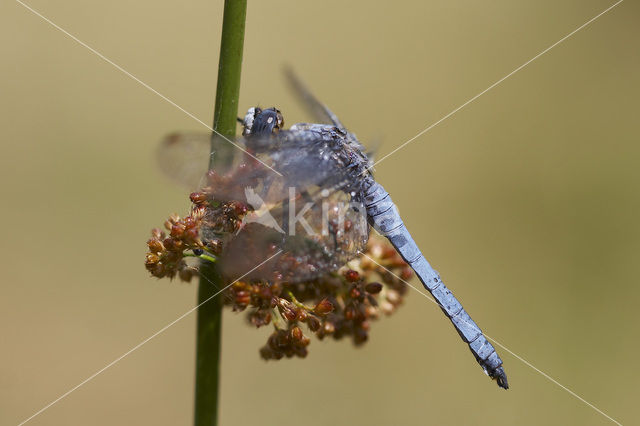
[400,267,413,281]
[380,301,395,315]
[296,309,308,321]
[386,290,401,305]
[184,227,200,243]
[344,270,360,282]
[353,328,368,345]
[345,304,357,320]
[249,309,271,327]
[313,298,334,315]
[290,326,303,342]
[306,315,321,331]
[147,238,164,253]
[151,228,165,240]
[170,223,185,238]
[278,300,298,321]
[323,321,336,334]
[190,192,208,205]
[163,237,176,250]
[235,290,251,307]
[382,247,396,259]
[365,282,383,294]
[349,285,362,299]
[260,346,273,360]
[149,263,166,278]
[145,253,160,266]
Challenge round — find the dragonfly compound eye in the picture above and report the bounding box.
[249,107,283,137]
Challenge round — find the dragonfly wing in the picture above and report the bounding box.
[156,131,327,200]
[283,67,346,131]
[157,132,212,190]
[193,131,370,282]
[157,132,261,190]
[218,178,369,282]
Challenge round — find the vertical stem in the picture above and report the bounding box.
[210,0,247,170]
[194,1,246,426]
[194,262,224,426]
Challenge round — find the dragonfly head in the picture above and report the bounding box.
[242,107,284,137]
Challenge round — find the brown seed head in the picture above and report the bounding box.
[365,282,383,294]
[344,269,360,282]
[313,298,334,315]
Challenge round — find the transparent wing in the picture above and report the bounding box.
[157,132,212,190]
[217,177,369,283]
[170,130,371,282]
[157,130,336,196]
[284,67,345,130]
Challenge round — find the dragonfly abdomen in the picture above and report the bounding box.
[364,181,508,389]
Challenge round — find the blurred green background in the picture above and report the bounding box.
[1,0,639,425]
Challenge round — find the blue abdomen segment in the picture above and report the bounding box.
[364,181,508,389]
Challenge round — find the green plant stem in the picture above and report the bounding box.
[194,1,246,426]
[194,261,224,426]
[287,290,313,311]
[184,252,218,264]
[210,0,247,170]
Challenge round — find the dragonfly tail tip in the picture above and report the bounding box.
[493,367,509,390]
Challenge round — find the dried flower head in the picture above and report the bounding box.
[145,163,412,359]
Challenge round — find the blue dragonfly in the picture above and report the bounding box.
[158,71,508,389]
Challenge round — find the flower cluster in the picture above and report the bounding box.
[145,163,412,360]
[223,237,411,360]
[144,209,204,282]
[144,189,249,281]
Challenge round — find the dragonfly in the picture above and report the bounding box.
[158,70,509,389]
